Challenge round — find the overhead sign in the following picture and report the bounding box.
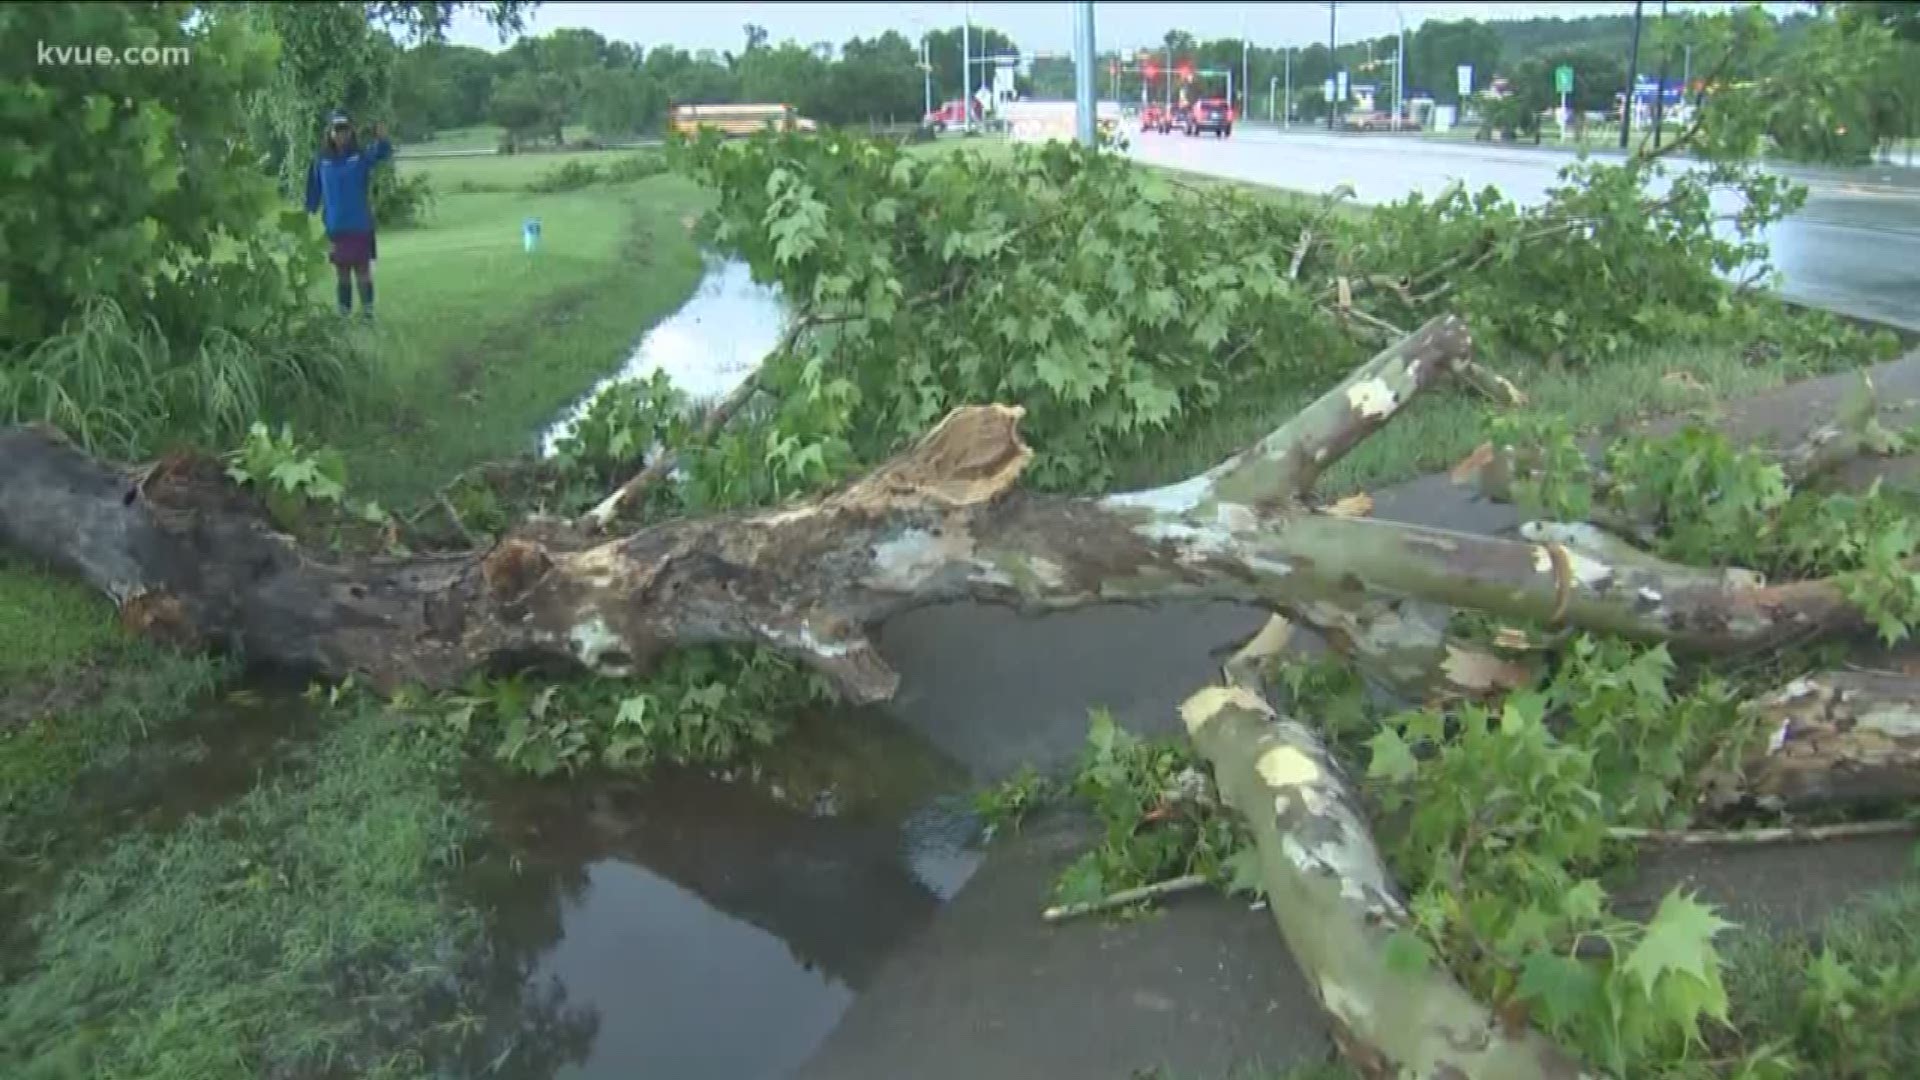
[1554,65,1574,95]
[1456,64,1473,97]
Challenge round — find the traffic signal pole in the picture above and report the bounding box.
[1619,0,1643,150]
[1074,2,1096,147]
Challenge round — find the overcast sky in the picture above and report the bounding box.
[444,2,1767,57]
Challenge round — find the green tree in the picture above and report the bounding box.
[1408,18,1503,105]
[581,67,665,137]
[489,69,568,147]
[645,45,739,105]
[0,3,309,346]
[829,32,924,123]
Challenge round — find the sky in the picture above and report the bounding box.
[444,2,1761,57]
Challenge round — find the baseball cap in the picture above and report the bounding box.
[328,111,351,126]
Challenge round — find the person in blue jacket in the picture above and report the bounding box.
[304,111,393,318]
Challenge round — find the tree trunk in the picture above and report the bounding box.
[1183,615,1593,1079]
[0,316,1895,704]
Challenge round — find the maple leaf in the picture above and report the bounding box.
[1517,949,1603,1030]
[1622,889,1737,1000]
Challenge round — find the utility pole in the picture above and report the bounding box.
[1651,0,1671,148]
[1327,2,1338,131]
[920,32,931,118]
[1284,46,1291,127]
[1241,37,1250,121]
[1396,3,1406,126]
[1270,75,1277,121]
[1164,44,1172,109]
[1074,1,1096,147]
[1619,0,1643,150]
[962,2,972,132]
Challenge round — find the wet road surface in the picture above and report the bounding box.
[1129,128,1920,332]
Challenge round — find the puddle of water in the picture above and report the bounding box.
[464,708,984,1080]
[541,258,787,456]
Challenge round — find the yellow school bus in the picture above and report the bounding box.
[670,103,819,138]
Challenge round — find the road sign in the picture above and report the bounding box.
[1336,70,1348,101]
[1456,64,1473,97]
[973,86,992,113]
[1323,77,1336,101]
[1555,65,1574,95]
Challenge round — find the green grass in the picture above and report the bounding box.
[0,708,483,1080]
[401,146,636,192]
[1724,875,1920,1074]
[0,562,121,684]
[306,166,708,504]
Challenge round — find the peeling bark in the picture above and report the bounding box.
[1702,671,1920,813]
[0,316,1896,705]
[1183,616,1593,1079]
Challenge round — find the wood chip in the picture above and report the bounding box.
[1449,442,1496,484]
[1493,627,1537,651]
[1441,644,1534,694]
[1336,276,1352,309]
[1661,370,1708,393]
[1323,492,1374,518]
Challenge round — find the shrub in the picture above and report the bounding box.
[525,159,604,193]
[372,168,435,230]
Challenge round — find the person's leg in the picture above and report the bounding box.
[335,264,353,315]
[352,263,374,320]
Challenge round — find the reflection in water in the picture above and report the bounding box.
[541,258,787,455]
[461,712,983,1080]
[541,860,854,1080]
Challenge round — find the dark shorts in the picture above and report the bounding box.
[328,231,376,268]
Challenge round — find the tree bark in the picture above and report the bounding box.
[0,316,1894,703]
[1182,615,1593,1079]
[1701,670,1920,813]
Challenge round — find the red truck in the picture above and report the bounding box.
[923,100,977,132]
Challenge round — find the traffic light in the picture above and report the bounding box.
[1178,61,1194,83]
[1143,59,1159,81]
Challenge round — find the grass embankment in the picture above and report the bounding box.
[1,149,707,1074]
[307,155,707,503]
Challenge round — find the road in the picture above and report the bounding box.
[1129,127,1920,332]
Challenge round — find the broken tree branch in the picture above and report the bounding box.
[1609,819,1918,846]
[1040,873,1211,923]
[0,317,1897,707]
[1183,614,1592,1078]
[1702,671,1920,813]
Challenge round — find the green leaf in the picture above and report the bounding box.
[1621,889,1736,999]
[1517,950,1604,1030]
[1366,727,1419,783]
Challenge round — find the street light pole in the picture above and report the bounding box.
[1619,0,1643,150]
[920,32,931,118]
[1327,2,1338,131]
[1074,1,1096,147]
[962,2,972,132]
[1651,0,1671,148]
[1284,47,1291,127]
[1396,4,1406,126]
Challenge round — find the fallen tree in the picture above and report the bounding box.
[4,315,1914,1079]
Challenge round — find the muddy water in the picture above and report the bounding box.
[540,258,786,456]
[465,709,981,1080]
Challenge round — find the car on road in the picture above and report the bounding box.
[1140,104,1172,133]
[1185,98,1232,138]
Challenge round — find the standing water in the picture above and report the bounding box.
[541,258,787,456]
[469,709,983,1080]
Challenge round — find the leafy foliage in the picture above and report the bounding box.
[0,4,316,349]
[1044,710,1253,911]
[414,646,836,778]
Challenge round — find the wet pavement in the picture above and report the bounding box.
[1128,128,1920,332]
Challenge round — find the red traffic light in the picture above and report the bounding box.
[1178,62,1194,82]
[1143,60,1159,79]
